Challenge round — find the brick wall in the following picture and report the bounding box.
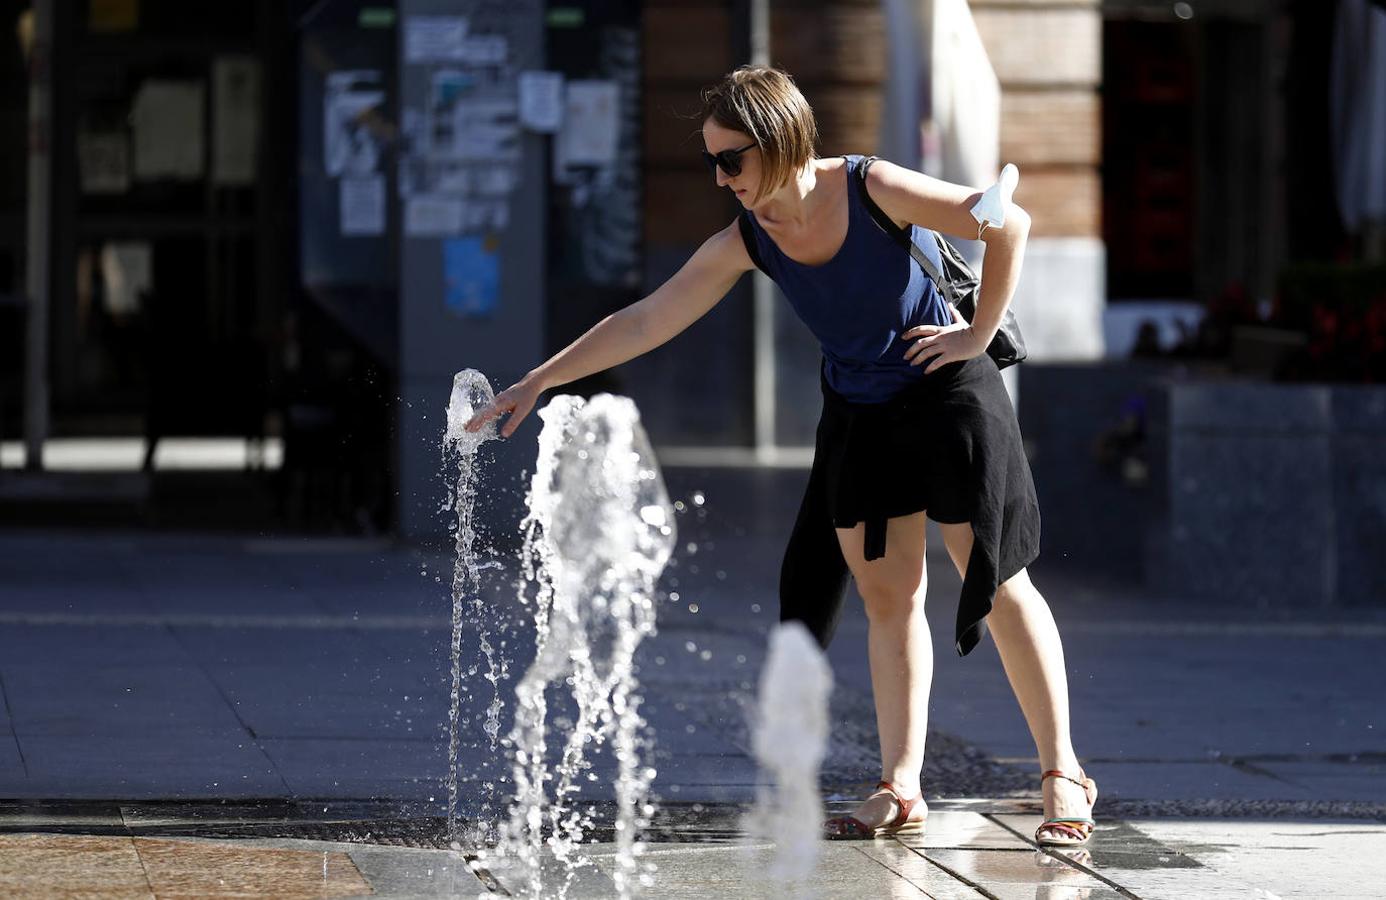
[641,0,1102,243]
[771,0,886,154]
[641,0,885,246]
[971,0,1103,237]
[642,1,737,245]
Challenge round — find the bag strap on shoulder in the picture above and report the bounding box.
[854,156,955,304]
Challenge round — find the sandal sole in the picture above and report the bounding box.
[876,818,928,837]
[1037,836,1091,846]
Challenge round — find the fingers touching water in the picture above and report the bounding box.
[464,378,543,439]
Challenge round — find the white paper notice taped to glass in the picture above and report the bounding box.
[556,80,620,167]
[340,175,385,236]
[970,163,1019,240]
[324,70,385,177]
[406,195,464,237]
[450,98,520,161]
[519,70,564,132]
[404,15,468,63]
[130,79,205,180]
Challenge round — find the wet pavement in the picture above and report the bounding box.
[2,798,1383,897]
[3,465,1385,896]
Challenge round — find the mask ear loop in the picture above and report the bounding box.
[976,220,991,241]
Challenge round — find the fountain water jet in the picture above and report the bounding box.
[488,393,675,899]
[742,621,833,892]
[441,369,505,843]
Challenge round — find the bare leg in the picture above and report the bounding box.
[831,511,932,829]
[937,522,1093,826]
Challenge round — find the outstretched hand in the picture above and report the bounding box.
[464,377,544,439]
[901,304,986,374]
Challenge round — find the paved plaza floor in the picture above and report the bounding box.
[3,801,1383,898]
[2,465,1384,896]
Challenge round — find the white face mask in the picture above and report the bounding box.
[970,164,1020,239]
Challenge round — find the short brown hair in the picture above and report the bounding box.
[699,65,819,204]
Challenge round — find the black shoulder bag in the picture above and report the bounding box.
[854,155,1027,369]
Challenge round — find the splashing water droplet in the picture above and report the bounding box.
[743,623,833,883]
[445,369,499,452]
[496,393,675,899]
[441,369,504,845]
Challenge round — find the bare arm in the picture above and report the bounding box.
[533,220,752,389]
[863,159,1031,372]
[466,220,755,436]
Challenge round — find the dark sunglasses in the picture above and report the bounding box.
[700,142,757,177]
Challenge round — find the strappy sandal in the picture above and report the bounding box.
[823,779,928,840]
[1035,768,1098,846]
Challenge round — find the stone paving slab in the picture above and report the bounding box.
[1251,758,1386,802]
[0,833,373,898]
[0,834,156,897]
[924,847,1124,899]
[1127,819,1386,900]
[314,839,492,898]
[3,663,244,739]
[0,735,22,780]
[0,622,193,667]
[259,737,448,794]
[894,809,1032,850]
[852,840,993,899]
[208,664,444,741]
[579,840,963,899]
[7,733,286,799]
[1076,760,1316,803]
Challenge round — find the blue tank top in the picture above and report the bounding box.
[743,153,954,404]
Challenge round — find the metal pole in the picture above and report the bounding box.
[23,0,53,472]
[750,0,769,64]
[750,0,776,461]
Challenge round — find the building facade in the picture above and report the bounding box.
[0,0,1349,538]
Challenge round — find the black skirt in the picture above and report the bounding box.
[779,354,1041,657]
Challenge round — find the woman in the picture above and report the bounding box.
[465,65,1098,846]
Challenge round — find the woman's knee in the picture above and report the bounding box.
[835,512,928,619]
[992,568,1037,612]
[856,573,925,619]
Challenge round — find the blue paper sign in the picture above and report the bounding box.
[443,236,499,318]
